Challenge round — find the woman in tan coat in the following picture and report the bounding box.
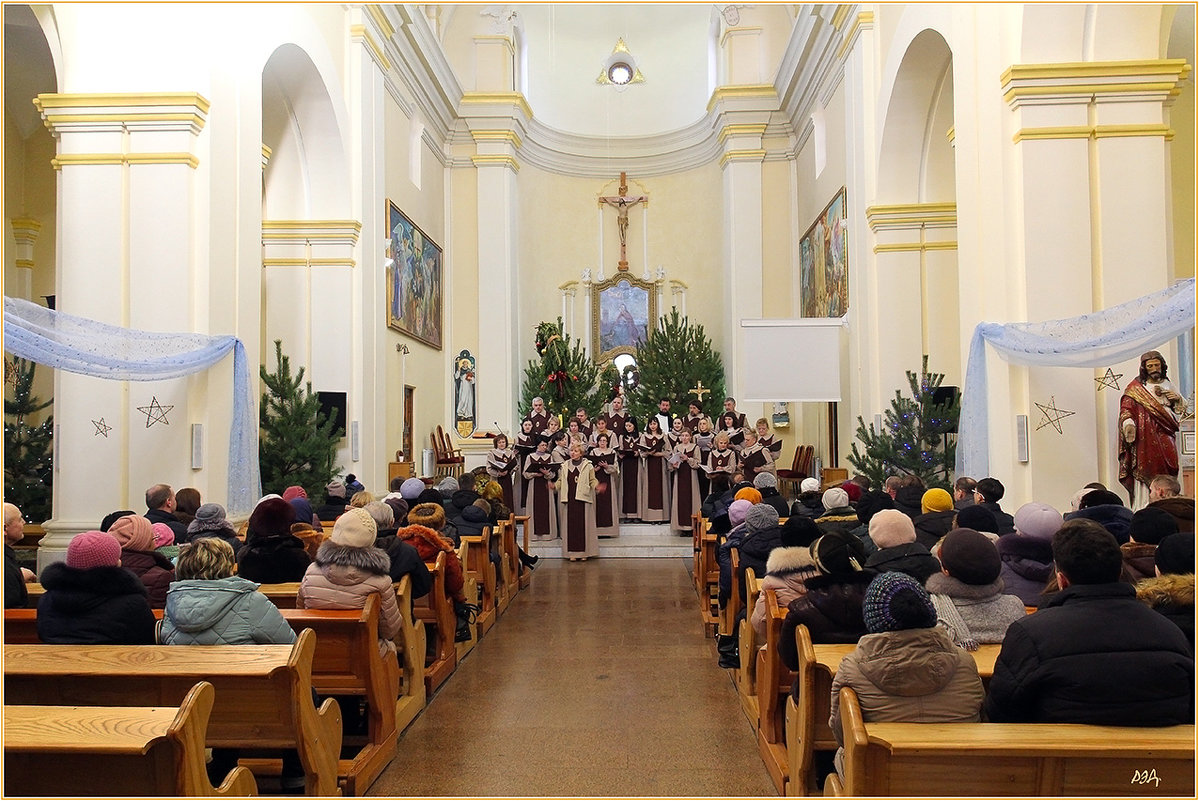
[829,571,983,778]
[556,441,599,561]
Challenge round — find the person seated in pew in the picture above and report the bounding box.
[183,503,242,552]
[845,490,895,557]
[1121,506,1179,583]
[995,501,1062,607]
[363,501,432,601]
[1136,532,1195,650]
[789,477,826,520]
[754,472,790,517]
[236,497,312,584]
[779,531,875,674]
[475,480,539,573]
[37,529,157,644]
[417,488,461,547]
[161,537,305,791]
[316,479,350,521]
[926,528,1026,649]
[106,513,175,609]
[750,516,823,638]
[863,509,942,584]
[828,571,984,779]
[984,519,1194,725]
[399,503,477,642]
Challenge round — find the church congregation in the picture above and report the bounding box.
[3,2,1197,797]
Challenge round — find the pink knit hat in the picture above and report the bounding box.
[150,522,175,548]
[868,509,917,549]
[282,485,308,501]
[107,514,155,552]
[66,530,122,569]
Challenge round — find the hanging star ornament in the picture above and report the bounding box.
[137,396,174,428]
[91,417,112,438]
[1095,367,1123,392]
[1034,396,1076,434]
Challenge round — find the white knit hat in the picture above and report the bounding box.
[330,507,377,548]
[822,487,849,511]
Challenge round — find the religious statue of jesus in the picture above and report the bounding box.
[1118,350,1189,508]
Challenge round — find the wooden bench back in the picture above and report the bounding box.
[835,686,1196,796]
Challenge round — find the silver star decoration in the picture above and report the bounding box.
[137,396,174,428]
[1034,396,1075,434]
[92,417,112,438]
[1095,367,1123,391]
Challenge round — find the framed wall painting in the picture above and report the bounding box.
[386,200,443,349]
[591,274,657,365]
[799,187,848,319]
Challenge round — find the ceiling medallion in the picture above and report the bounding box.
[596,38,645,86]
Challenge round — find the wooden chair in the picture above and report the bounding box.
[277,596,405,794]
[777,444,815,501]
[737,567,762,726]
[756,588,795,794]
[431,426,464,478]
[4,630,343,796]
[832,686,1196,796]
[460,526,497,635]
[3,680,258,797]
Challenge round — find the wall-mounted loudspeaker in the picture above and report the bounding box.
[1016,414,1029,463]
[191,423,203,469]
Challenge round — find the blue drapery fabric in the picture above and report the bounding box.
[956,279,1195,480]
[3,296,260,515]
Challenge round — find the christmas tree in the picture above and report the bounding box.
[259,340,341,498]
[519,319,603,421]
[847,356,959,489]
[3,357,53,524]
[627,308,726,425]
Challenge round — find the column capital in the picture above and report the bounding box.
[1002,59,1191,108]
[34,92,210,135]
[10,217,43,246]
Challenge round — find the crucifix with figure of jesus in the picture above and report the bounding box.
[599,172,647,272]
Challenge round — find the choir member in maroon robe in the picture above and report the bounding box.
[619,418,642,521]
[668,427,702,534]
[639,418,670,523]
[485,433,518,512]
[591,433,620,538]
[522,439,558,541]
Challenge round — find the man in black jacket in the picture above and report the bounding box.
[984,519,1193,725]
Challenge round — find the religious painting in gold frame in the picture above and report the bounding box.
[386,199,442,350]
[591,275,657,365]
[799,186,848,318]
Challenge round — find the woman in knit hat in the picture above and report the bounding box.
[107,513,175,608]
[715,498,757,610]
[926,527,1026,648]
[994,501,1061,606]
[847,489,896,556]
[186,503,243,552]
[778,530,875,673]
[36,530,157,644]
[828,571,983,779]
[912,487,956,549]
[815,487,858,538]
[298,506,403,655]
[237,497,312,584]
[150,522,176,550]
[315,480,349,521]
[863,509,942,583]
[790,477,826,520]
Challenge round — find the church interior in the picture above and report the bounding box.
[3,3,1197,797]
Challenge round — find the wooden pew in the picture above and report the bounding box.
[455,540,480,660]
[831,686,1196,796]
[391,574,428,722]
[695,516,720,637]
[498,515,523,596]
[460,525,497,635]
[756,587,794,794]
[412,551,457,694]
[786,625,1000,797]
[277,595,405,795]
[3,629,343,796]
[512,513,532,590]
[3,680,258,797]
[737,566,762,726]
[3,608,42,643]
[720,546,743,644]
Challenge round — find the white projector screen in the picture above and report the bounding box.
[739,318,845,402]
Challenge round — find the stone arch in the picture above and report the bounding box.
[261,42,350,219]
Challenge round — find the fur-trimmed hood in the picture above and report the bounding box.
[313,540,391,581]
[1137,573,1195,610]
[766,545,817,576]
[395,523,455,554]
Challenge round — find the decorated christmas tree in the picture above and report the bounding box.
[847,356,959,489]
[259,340,341,497]
[519,319,603,421]
[627,308,726,425]
[4,357,53,524]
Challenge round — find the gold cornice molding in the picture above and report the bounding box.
[14,258,35,269]
[874,241,958,253]
[706,84,778,114]
[473,34,516,53]
[719,149,767,168]
[365,4,395,39]
[460,92,534,120]
[831,5,854,30]
[1013,123,1174,143]
[719,26,762,48]
[470,154,520,172]
[350,24,392,72]
[718,123,768,145]
[837,12,874,61]
[35,92,210,135]
[866,203,957,231]
[261,219,362,244]
[1002,59,1191,105]
[34,92,211,113]
[51,152,200,169]
[471,129,523,149]
[9,217,43,235]
[263,258,356,268]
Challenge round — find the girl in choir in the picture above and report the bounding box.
[639,417,670,523]
[556,440,599,561]
[618,418,643,522]
[739,429,775,481]
[718,411,746,450]
[589,416,611,450]
[755,417,783,463]
[513,418,538,514]
[590,432,621,538]
[566,417,584,445]
[550,430,572,464]
[486,433,518,512]
[694,415,715,499]
[668,426,702,535]
[667,416,685,448]
[542,414,562,447]
[707,431,738,495]
[522,438,559,541]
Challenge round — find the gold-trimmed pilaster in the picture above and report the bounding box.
[1002,59,1191,106]
[460,92,534,120]
[350,23,392,73]
[719,149,767,168]
[261,220,361,271]
[837,12,874,60]
[706,84,778,114]
[35,92,209,134]
[51,152,201,170]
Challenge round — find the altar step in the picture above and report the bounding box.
[525,522,693,559]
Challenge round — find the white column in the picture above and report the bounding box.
[8,218,41,300]
[34,93,208,572]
